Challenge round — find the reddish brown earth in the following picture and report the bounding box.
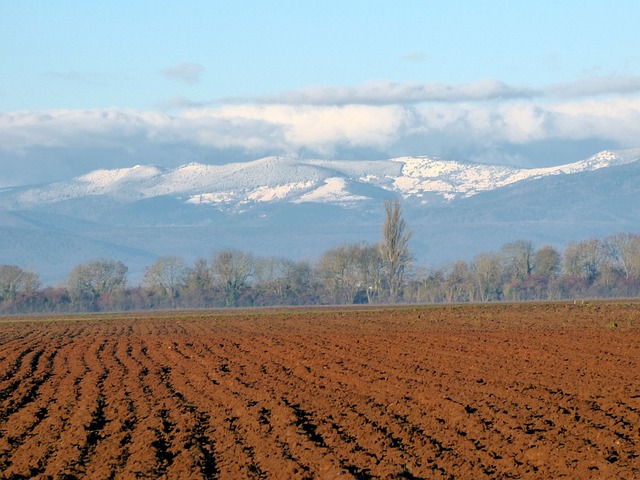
[1,302,639,479]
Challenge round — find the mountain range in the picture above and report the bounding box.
[1,148,639,285]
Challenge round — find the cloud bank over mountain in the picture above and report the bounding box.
[2,77,640,188]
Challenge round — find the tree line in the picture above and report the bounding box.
[2,200,640,313]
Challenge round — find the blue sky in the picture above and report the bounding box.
[2,1,640,186]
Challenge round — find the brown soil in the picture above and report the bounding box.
[1,302,639,479]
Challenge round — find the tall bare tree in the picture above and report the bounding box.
[380,198,412,302]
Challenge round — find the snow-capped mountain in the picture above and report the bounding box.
[1,149,639,284]
[3,148,639,211]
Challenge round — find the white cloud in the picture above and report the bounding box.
[202,104,410,154]
[548,97,640,144]
[162,63,205,84]
[2,95,640,158]
[546,75,640,98]
[159,96,210,110]
[223,75,640,106]
[226,79,536,105]
[2,77,640,186]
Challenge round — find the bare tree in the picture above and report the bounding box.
[380,198,412,302]
[563,239,603,284]
[531,245,562,299]
[500,240,534,281]
[472,253,503,301]
[255,256,289,302]
[356,243,385,304]
[444,260,475,303]
[181,258,215,308]
[317,245,357,304]
[287,260,315,305]
[66,259,128,309]
[211,249,255,306]
[254,256,315,305]
[143,256,188,307]
[412,266,447,304]
[604,233,640,281]
[315,243,385,304]
[0,265,40,303]
[533,245,561,281]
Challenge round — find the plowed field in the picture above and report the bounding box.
[1,302,639,479]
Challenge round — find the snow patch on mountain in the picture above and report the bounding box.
[187,180,317,206]
[80,164,165,188]
[294,177,369,204]
[247,181,316,202]
[390,149,640,199]
[392,157,515,198]
[186,192,235,206]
